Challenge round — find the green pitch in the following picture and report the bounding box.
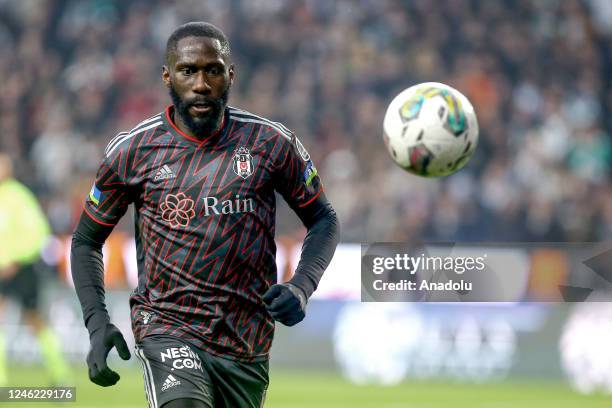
[3,365,611,407]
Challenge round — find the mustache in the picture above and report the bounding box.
[186,96,223,107]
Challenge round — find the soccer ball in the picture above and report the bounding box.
[383,82,479,177]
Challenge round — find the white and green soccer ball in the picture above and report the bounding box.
[383,82,479,177]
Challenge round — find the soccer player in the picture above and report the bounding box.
[0,153,71,385]
[71,22,339,408]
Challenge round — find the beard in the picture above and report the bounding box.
[169,82,230,137]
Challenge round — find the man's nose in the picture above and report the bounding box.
[192,71,211,94]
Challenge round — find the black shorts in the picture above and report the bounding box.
[0,263,39,311]
[135,335,269,408]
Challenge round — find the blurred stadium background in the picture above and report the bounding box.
[2,0,612,406]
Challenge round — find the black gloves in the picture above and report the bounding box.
[87,323,131,386]
[262,283,308,326]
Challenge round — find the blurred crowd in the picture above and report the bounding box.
[1,0,612,243]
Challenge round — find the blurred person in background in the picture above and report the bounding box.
[0,153,70,385]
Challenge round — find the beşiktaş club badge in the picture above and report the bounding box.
[233,146,254,179]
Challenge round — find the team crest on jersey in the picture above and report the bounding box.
[233,146,254,179]
[139,311,153,325]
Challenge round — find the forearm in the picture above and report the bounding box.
[290,196,340,298]
[70,213,114,334]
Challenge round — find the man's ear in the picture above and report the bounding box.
[228,64,235,86]
[162,66,171,88]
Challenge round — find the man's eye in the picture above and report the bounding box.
[181,67,194,75]
[208,67,221,75]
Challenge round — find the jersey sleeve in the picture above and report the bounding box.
[83,135,133,227]
[273,133,323,210]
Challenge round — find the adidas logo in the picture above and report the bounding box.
[161,374,181,392]
[154,165,176,182]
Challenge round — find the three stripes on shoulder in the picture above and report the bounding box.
[105,114,163,157]
[228,107,292,140]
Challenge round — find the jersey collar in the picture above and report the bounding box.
[164,105,228,146]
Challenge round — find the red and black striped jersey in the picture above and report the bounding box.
[84,105,323,361]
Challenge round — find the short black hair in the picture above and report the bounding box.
[165,22,231,65]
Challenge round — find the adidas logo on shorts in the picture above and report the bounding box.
[161,374,181,392]
[154,165,176,182]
